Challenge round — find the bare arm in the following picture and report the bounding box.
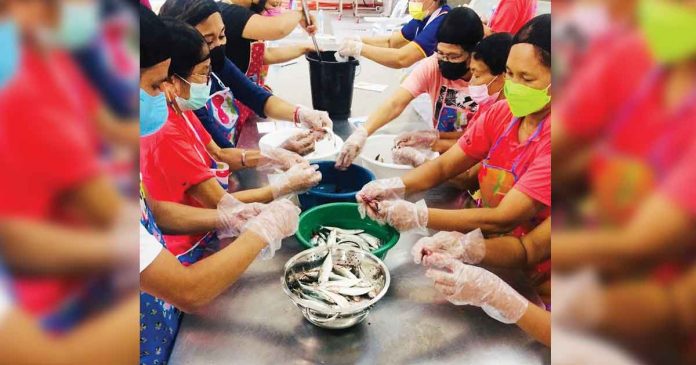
[145,198,220,236]
[516,303,551,347]
[140,230,267,312]
[552,193,695,273]
[0,219,119,275]
[95,105,139,151]
[0,295,139,365]
[427,188,544,235]
[187,178,274,209]
[60,175,123,229]
[264,45,312,65]
[364,88,414,135]
[242,11,303,40]
[402,144,479,194]
[263,95,297,122]
[206,141,262,171]
[360,42,425,69]
[480,217,551,268]
[362,31,409,49]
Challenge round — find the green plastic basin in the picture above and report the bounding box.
[296,202,400,259]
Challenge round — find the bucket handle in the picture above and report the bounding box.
[355,64,362,77]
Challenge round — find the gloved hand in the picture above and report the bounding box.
[425,253,528,324]
[258,146,308,172]
[392,146,431,167]
[244,198,301,259]
[337,38,363,59]
[356,177,406,220]
[394,129,439,148]
[216,194,267,239]
[270,163,322,198]
[280,130,316,156]
[335,126,368,170]
[379,199,428,231]
[412,228,485,265]
[552,269,604,330]
[295,106,333,131]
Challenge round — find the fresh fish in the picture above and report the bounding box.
[333,265,357,280]
[323,278,362,289]
[317,287,350,307]
[322,226,364,235]
[337,286,373,296]
[310,226,383,252]
[327,229,337,246]
[318,250,333,284]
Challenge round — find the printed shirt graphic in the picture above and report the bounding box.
[401,56,477,132]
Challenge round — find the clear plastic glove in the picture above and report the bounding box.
[244,199,301,260]
[270,164,322,198]
[258,146,308,172]
[412,228,485,265]
[280,130,316,156]
[425,253,528,324]
[337,38,363,59]
[335,126,368,170]
[394,129,439,148]
[216,194,267,239]
[355,177,406,220]
[378,199,428,232]
[295,106,333,131]
[392,146,430,167]
[552,269,604,330]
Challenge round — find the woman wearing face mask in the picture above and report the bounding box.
[335,7,483,170]
[356,14,551,242]
[337,0,450,69]
[140,18,320,262]
[159,0,331,152]
[391,32,514,168]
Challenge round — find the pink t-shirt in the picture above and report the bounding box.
[489,0,537,35]
[401,56,478,132]
[457,100,551,207]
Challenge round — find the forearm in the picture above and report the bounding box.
[426,207,520,235]
[479,235,528,268]
[361,35,391,48]
[96,106,139,150]
[402,159,450,194]
[0,219,118,275]
[147,199,220,235]
[360,44,417,69]
[263,95,296,122]
[433,138,457,154]
[364,101,406,135]
[1,295,139,365]
[213,148,262,171]
[271,11,303,38]
[231,186,274,203]
[516,303,551,346]
[264,45,310,65]
[552,230,651,273]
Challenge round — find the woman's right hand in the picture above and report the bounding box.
[244,199,301,259]
[280,130,316,156]
[355,177,406,220]
[270,164,322,198]
[335,126,368,170]
[394,129,439,149]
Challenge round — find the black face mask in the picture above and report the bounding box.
[210,45,227,73]
[438,60,470,81]
[250,0,267,14]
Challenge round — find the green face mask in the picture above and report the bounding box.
[504,79,551,117]
[638,0,696,64]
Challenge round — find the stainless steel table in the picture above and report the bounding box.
[169,54,550,365]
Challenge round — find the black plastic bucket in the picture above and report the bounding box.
[306,51,359,119]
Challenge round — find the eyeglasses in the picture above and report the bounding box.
[435,51,469,63]
[176,72,211,86]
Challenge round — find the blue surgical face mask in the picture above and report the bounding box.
[57,1,99,49]
[174,75,211,111]
[140,89,169,137]
[0,19,20,88]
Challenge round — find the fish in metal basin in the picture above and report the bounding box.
[288,249,384,310]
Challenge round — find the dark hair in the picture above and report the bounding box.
[512,14,551,68]
[437,0,447,6]
[437,7,483,52]
[472,33,513,75]
[140,4,171,69]
[161,17,210,79]
[159,0,220,27]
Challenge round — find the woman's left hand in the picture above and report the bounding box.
[424,253,528,324]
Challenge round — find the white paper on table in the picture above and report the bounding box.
[354,81,388,92]
[256,120,296,134]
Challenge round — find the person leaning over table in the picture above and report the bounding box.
[336,0,450,69]
[356,14,551,264]
[139,11,319,263]
[413,218,551,346]
[336,29,513,172]
[159,0,332,151]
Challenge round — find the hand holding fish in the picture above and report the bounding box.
[244,199,301,259]
[412,229,485,265]
[216,194,267,239]
[379,199,428,232]
[355,177,405,221]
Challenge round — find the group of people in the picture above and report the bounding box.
[137,0,552,362]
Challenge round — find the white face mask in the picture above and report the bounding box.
[468,75,500,105]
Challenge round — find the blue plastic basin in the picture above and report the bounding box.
[299,161,375,210]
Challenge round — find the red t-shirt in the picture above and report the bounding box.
[0,47,101,315]
[458,100,551,207]
[489,0,537,35]
[140,107,215,255]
